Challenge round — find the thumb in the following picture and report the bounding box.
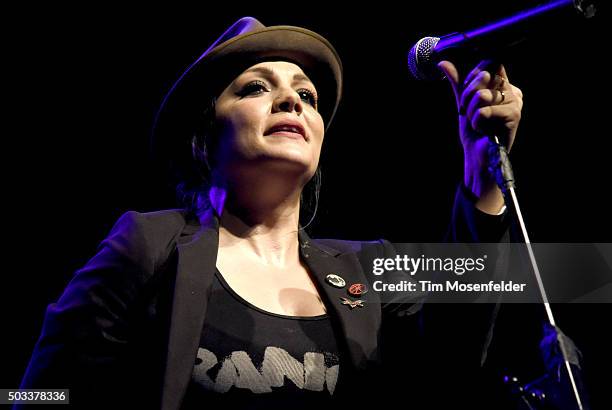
[437,60,461,105]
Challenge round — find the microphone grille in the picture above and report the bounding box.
[407,36,440,80]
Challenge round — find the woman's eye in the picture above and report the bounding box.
[237,81,269,97]
[297,88,318,108]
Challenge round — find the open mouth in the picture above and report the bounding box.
[265,122,307,140]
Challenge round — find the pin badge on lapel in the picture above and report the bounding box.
[340,297,365,309]
[348,283,367,296]
[325,274,346,288]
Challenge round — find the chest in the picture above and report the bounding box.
[216,249,327,317]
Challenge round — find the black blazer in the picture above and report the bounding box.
[16,184,509,409]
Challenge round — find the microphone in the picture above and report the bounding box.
[407,0,596,80]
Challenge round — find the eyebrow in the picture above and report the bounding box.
[241,66,313,85]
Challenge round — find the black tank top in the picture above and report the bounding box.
[181,269,341,409]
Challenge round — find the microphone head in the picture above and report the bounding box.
[407,36,441,81]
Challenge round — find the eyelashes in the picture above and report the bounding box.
[237,80,318,109]
[236,80,269,97]
[296,88,318,108]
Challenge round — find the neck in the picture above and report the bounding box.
[207,169,307,267]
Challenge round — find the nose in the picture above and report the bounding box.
[272,88,303,115]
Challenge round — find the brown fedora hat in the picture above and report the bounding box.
[151,16,343,183]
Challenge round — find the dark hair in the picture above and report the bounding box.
[176,97,322,230]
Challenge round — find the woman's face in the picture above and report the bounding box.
[212,61,325,184]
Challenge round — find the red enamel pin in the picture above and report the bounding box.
[348,283,367,296]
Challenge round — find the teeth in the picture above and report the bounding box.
[273,126,300,134]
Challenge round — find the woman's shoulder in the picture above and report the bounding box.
[108,208,193,241]
[112,208,191,232]
[100,208,195,271]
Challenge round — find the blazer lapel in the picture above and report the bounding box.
[161,211,219,410]
[298,230,382,371]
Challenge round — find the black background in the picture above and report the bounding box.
[4,1,610,408]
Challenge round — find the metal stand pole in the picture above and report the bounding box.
[489,136,586,410]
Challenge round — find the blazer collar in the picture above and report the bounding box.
[298,229,381,371]
[161,215,380,410]
[161,210,219,410]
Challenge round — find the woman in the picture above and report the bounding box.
[17,17,522,409]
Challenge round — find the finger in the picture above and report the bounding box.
[490,64,511,91]
[497,64,508,81]
[463,59,497,88]
[437,60,461,105]
[470,104,521,136]
[512,84,523,100]
[462,66,483,90]
[460,70,491,115]
[466,88,506,120]
[467,80,522,121]
[493,79,523,111]
[492,74,506,91]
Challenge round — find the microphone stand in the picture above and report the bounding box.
[488,136,589,410]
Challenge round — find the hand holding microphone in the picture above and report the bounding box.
[407,1,595,212]
[438,59,523,214]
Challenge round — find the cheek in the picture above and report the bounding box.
[217,102,269,149]
[309,116,326,157]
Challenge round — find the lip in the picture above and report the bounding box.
[264,120,307,141]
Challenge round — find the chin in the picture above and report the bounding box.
[260,152,316,174]
[264,145,314,164]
